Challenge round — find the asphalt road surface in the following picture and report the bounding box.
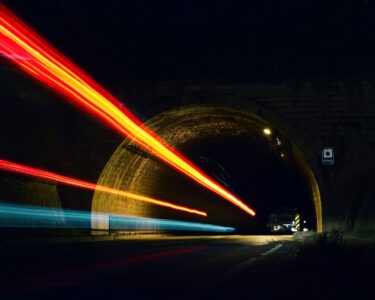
[0,235,299,300]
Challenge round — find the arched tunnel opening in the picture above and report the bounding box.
[92,105,322,233]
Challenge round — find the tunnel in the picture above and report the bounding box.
[92,104,322,233]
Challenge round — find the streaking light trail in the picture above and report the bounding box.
[0,159,207,217]
[0,202,234,232]
[0,5,255,217]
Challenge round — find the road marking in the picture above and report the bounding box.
[261,244,283,256]
[227,257,258,273]
[225,243,283,275]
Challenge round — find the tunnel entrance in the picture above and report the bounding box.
[92,105,322,233]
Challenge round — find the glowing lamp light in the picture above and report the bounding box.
[263,128,272,136]
[0,5,255,217]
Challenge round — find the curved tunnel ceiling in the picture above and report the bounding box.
[92,105,322,232]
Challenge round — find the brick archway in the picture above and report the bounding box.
[92,103,323,232]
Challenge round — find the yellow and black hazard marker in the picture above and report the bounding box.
[294,214,301,231]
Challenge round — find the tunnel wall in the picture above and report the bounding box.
[2,62,375,232]
[0,67,121,213]
[112,78,375,231]
[0,176,61,208]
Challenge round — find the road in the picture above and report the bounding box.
[0,235,298,299]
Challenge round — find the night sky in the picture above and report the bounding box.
[2,0,374,79]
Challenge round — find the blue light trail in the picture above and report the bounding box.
[0,202,235,233]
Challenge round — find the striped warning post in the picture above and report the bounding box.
[294,214,301,231]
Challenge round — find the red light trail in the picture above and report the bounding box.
[0,5,255,217]
[0,159,207,217]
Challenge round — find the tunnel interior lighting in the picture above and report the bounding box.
[0,159,207,217]
[263,128,272,136]
[0,5,255,218]
[0,202,234,232]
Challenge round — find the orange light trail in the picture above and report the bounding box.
[0,159,207,217]
[0,5,255,217]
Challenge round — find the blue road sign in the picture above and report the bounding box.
[322,147,334,166]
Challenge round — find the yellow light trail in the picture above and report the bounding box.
[0,5,255,217]
[0,159,207,217]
